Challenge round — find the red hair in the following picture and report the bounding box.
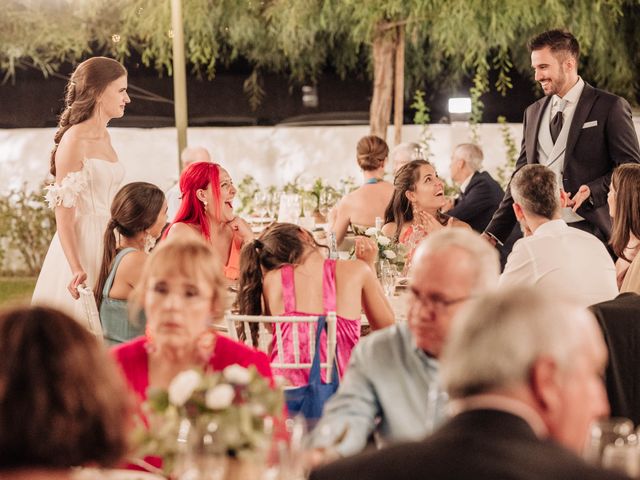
[165,162,222,241]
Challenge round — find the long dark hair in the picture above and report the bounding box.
[610,164,640,261]
[384,159,438,242]
[95,182,165,307]
[238,223,325,316]
[50,57,126,177]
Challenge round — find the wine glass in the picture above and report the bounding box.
[380,262,396,297]
[253,191,269,224]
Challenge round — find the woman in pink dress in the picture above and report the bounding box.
[112,237,272,407]
[238,223,394,386]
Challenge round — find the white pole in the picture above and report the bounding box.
[170,0,188,172]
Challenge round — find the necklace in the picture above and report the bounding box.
[364,177,383,185]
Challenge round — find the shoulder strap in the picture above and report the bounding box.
[102,247,137,297]
[280,264,297,313]
[307,315,327,384]
[322,259,338,313]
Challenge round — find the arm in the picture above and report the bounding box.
[330,199,351,245]
[360,264,394,330]
[583,96,640,210]
[50,136,87,298]
[448,182,500,224]
[310,341,381,458]
[484,111,530,243]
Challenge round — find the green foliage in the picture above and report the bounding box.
[469,62,489,143]
[0,277,36,306]
[0,183,56,275]
[1,1,638,108]
[410,89,434,159]
[495,115,519,189]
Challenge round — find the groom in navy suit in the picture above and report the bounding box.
[484,29,640,246]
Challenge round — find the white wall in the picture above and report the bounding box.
[1,120,639,195]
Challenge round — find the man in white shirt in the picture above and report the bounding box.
[165,146,212,222]
[499,164,617,306]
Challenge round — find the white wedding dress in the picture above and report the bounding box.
[32,158,125,326]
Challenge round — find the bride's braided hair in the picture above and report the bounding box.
[50,57,126,177]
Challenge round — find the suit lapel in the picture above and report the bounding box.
[526,96,551,163]
[566,83,597,159]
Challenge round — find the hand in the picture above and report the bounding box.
[355,236,377,266]
[67,269,87,299]
[416,210,446,234]
[565,185,591,212]
[305,447,341,469]
[228,216,253,242]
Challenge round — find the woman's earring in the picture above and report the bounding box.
[143,231,157,254]
[202,199,208,211]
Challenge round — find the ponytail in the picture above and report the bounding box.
[238,240,267,316]
[94,219,119,309]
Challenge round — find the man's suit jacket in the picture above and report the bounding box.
[448,171,504,232]
[310,409,626,480]
[590,293,640,426]
[485,83,640,243]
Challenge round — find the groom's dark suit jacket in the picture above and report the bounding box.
[310,409,627,480]
[485,83,640,243]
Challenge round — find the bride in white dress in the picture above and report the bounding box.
[32,57,130,325]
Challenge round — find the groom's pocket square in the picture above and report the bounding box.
[582,120,598,129]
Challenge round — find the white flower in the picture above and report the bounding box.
[43,169,88,209]
[249,402,267,416]
[206,384,235,410]
[378,235,391,246]
[365,227,378,236]
[168,370,201,406]
[383,249,397,259]
[223,365,251,385]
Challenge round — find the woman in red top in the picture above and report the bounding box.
[112,237,272,405]
[164,161,253,282]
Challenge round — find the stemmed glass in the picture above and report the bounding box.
[253,191,269,224]
[380,261,397,297]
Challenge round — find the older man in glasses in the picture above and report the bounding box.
[308,228,500,465]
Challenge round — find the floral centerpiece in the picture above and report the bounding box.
[352,227,407,273]
[133,365,284,476]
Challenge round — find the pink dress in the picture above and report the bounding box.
[270,259,360,387]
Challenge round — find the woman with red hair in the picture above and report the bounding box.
[165,162,253,281]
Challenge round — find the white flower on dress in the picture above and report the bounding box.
[378,235,391,246]
[205,384,236,410]
[44,169,88,209]
[383,249,397,259]
[223,364,251,385]
[168,369,201,406]
[365,227,378,236]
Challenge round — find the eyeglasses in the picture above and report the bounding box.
[409,288,470,313]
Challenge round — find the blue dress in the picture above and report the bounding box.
[100,247,145,346]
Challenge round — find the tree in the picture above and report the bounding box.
[2,0,638,143]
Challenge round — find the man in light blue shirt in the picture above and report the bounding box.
[309,228,500,462]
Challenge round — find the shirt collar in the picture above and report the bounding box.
[400,323,439,368]
[459,172,475,193]
[553,76,584,107]
[533,218,567,236]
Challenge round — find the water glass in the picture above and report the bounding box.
[381,263,396,297]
